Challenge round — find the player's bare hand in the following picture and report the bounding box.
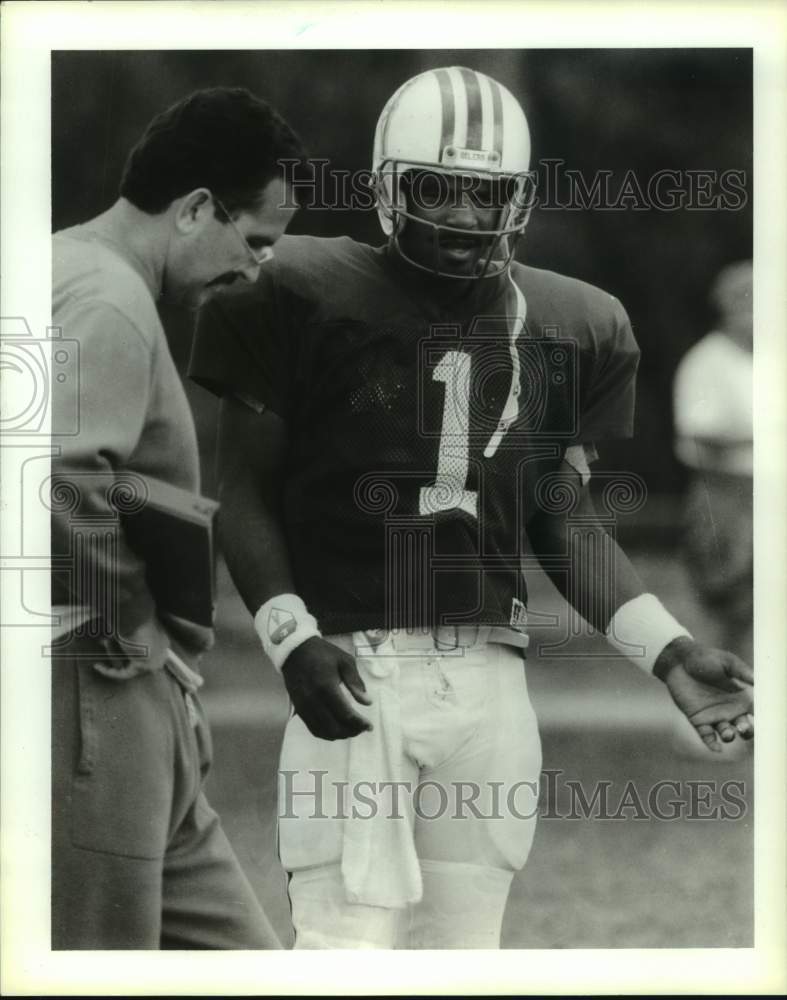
[281,636,373,741]
[654,637,753,752]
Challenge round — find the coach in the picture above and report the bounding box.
[50,88,301,949]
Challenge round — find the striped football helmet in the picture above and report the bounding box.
[372,66,533,279]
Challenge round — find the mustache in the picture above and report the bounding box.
[205,271,241,288]
[441,237,481,248]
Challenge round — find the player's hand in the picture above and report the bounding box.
[654,637,753,752]
[281,636,373,741]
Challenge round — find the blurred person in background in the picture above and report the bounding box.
[50,87,301,949]
[192,67,754,950]
[673,260,753,664]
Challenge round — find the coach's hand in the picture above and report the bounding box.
[654,637,754,752]
[281,636,373,741]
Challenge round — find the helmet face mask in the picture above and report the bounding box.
[376,161,533,279]
[372,66,533,280]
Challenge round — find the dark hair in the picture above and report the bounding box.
[119,87,305,216]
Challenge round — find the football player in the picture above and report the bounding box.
[190,66,753,949]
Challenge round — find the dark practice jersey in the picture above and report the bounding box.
[190,235,639,634]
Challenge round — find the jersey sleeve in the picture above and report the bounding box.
[189,267,300,421]
[576,296,640,443]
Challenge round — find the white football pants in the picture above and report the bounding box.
[277,632,542,949]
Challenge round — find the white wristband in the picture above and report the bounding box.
[605,593,692,674]
[253,594,321,673]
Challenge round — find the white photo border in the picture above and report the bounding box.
[1,0,785,994]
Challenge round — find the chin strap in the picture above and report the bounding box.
[388,200,520,282]
[484,270,526,458]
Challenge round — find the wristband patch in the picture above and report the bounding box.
[268,607,297,645]
[510,597,528,630]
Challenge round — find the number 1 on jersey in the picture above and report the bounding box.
[419,351,478,519]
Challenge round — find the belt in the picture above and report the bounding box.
[358,624,529,654]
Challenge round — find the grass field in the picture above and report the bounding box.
[200,551,753,949]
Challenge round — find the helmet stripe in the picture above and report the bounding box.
[459,67,483,150]
[433,68,456,157]
[477,72,495,152]
[489,78,504,160]
[378,76,411,165]
[447,66,468,150]
[377,100,395,163]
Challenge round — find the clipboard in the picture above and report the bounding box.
[121,475,219,629]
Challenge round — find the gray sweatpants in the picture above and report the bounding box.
[52,637,280,949]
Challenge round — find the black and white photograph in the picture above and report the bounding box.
[1,1,785,995]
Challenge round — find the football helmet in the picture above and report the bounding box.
[372,66,533,279]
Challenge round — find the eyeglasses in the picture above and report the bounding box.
[213,195,274,266]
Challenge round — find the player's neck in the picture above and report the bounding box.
[385,242,504,312]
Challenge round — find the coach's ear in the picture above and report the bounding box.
[172,188,213,235]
